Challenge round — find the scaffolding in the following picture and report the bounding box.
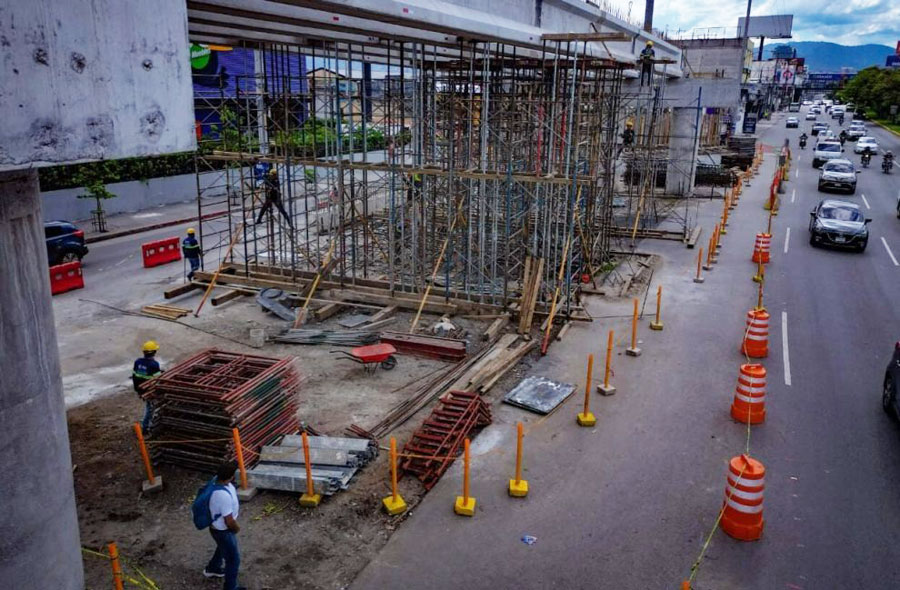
[193,38,680,320]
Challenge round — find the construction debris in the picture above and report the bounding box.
[142,349,301,472]
[502,376,576,415]
[256,288,297,322]
[380,331,467,362]
[141,303,191,320]
[247,435,378,496]
[400,391,492,489]
[272,329,379,346]
[447,334,535,393]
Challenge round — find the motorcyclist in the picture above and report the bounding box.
[838,114,844,125]
[884,150,894,172]
[799,132,808,148]
[861,146,873,167]
[839,130,847,145]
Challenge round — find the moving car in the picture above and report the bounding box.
[812,140,843,168]
[831,106,845,119]
[854,136,879,154]
[789,102,801,112]
[786,116,800,128]
[808,199,870,251]
[802,100,813,106]
[811,122,828,135]
[45,221,89,265]
[817,159,858,194]
[811,106,822,115]
[882,342,900,419]
[846,124,866,140]
[805,112,817,121]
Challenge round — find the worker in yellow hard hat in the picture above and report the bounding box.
[640,40,656,87]
[133,341,163,434]
[183,227,202,281]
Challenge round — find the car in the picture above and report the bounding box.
[45,221,89,265]
[831,106,845,119]
[811,106,822,115]
[802,100,813,106]
[854,136,879,154]
[786,116,800,128]
[808,199,870,251]
[812,140,843,168]
[820,130,837,141]
[846,125,866,140]
[882,341,900,419]
[789,102,801,112]
[817,159,858,194]
[805,112,817,121]
[811,122,828,135]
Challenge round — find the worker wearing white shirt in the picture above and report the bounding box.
[204,461,246,590]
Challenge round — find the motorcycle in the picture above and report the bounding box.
[861,153,872,168]
[883,158,894,174]
[799,137,807,149]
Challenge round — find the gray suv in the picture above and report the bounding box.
[817,159,858,194]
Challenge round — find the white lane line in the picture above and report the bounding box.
[782,311,792,387]
[861,194,870,210]
[795,168,799,178]
[882,237,900,266]
[791,188,796,203]
[784,227,791,254]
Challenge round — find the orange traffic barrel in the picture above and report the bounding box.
[751,233,771,264]
[721,454,765,541]
[730,364,766,424]
[741,309,769,358]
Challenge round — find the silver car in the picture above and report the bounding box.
[809,199,870,251]
[818,159,858,194]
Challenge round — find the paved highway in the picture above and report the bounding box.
[351,112,900,589]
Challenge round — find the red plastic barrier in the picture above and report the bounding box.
[142,237,182,268]
[50,261,84,295]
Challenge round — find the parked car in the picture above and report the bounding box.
[811,122,828,135]
[817,159,858,194]
[45,221,89,265]
[812,140,843,168]
[786,116,800,128]
[846,125,867,140]
[882,342,900,419]
[808,199,870,251]
[854,136,879,154]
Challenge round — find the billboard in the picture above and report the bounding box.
[737,15,794,39]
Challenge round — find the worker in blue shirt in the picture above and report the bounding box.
[133,340,163,434]
[639,41,655,87]
[183,227,202,281]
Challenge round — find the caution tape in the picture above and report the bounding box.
[81,546,160,590]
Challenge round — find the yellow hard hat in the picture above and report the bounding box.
[626,121,634,128]
[186,227,195,235]
[268,168,278,176]
[646,41,654,47]
[142,340,160,353]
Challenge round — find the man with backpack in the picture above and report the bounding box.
[198,461,245,590]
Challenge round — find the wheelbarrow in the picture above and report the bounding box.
[331,343,398,373]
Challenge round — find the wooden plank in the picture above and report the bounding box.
[541,32,630,42]
[332,290,457,315]
[483,314,510,341]
[314,302,345,321]
[368,305,397,324]
[522,257,544,332]
[211,289,247,306]
[164,282,201,299]
[687,226,702,248]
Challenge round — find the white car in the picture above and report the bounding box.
[813,141,844,168]
[806,112,817,120]
[820,130,837,141]
[854,137,879,154]
[802,100,813,106]
[847,125,866,139]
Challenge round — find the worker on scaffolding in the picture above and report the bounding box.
[406,171,423,204]
[182,227,202,281]
[256,167,293,229]
[639,41,655,87]
[133,341,163,435]
[620,120,635,156]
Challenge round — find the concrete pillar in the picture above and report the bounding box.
[0,169,84,589]
[666,107,701,196]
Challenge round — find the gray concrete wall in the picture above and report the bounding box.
[0,169,84,589]
[666,107,701,196]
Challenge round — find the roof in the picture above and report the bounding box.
[821,199,860,209]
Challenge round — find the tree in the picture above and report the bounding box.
[74,165,118,232]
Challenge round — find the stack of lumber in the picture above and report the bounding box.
[446,334,535,393]
[141,303,191,320]
[517,256,544,334]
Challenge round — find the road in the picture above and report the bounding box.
[350,112,900,589]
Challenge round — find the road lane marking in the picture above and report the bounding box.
[791,188,796,203]
[782,311,792,387]
[795,168,799,179]
[784,227,791,254]
[882,237,899,266]
[861,194,870,210]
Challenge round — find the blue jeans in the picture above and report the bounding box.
[141,401,153,433]
[187,256,200,280]
[207,529,240,590]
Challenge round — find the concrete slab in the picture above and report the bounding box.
[141,476,164,495]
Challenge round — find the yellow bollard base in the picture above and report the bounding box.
[299,492,321,508]
[650,321,664,331]
[508,479,529,497]
[576,411,597,426]
[720,227,728,235]
[752,274,763,283]
[454,496,477,516]
[382,494,408,515]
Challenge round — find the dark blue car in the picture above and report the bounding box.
[44,221,88,266]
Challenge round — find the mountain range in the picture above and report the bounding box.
[761,41,894,72]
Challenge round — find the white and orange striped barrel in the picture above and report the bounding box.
[741,309,769,358]
[752,233,771,264]
[721,454,765,541]
[730,364,766,424]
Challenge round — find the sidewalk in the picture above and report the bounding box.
[84,201,226,244]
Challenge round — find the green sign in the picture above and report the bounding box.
[190,44,211,70]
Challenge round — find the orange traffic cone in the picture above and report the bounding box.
[741,309,769,358]
[730,364,766,424]
[721,454,765,541]
[751,233,771,264]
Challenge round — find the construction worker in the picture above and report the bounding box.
[620,121,635,156]
[133,341,162,434]
[256,167,293,228]
[639,41,655,87]
[183,228,202,281]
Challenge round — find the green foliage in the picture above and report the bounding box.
[838,67,900,121]
[73,165,117,214]
[40,153,197,192]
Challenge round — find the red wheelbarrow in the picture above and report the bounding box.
[332,343,398,373]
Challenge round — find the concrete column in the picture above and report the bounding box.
[0,169,83,589]
[666,106,701,196]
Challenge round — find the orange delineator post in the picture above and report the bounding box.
[704,237,714,270]
[626,299,641,356]
[454,438,476,515]
[650,285,663,330]
[133,422,155,484]
[232,428,249,490]
[108,542,124,590]
[382,436,408,513]
[597,331,617,395]
[694,247,704,283]
[299,431,321,507]
[508,422,529,496]
[578,354,597,424]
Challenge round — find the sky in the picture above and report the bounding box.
[651,0,898,47]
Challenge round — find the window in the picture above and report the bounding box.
[821,206,863,222]
[44,226,61,238]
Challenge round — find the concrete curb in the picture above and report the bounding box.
[85,210,227,244]
[871,119,900,139]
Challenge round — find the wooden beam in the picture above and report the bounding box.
[164,282,201,299]
[211,289,249,306]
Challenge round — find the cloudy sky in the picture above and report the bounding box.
[651,0,898,47]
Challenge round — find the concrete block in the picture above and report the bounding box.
[694,277,705,284]
[597,383,617,396]
[454,496,476,517]
[626,347,642,357]
[141,476,164,495]
[236,486,258,502]
[650,321,664,331]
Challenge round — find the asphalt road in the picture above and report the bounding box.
[350,113,900,589]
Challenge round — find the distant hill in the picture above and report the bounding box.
[762,41,894,72]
